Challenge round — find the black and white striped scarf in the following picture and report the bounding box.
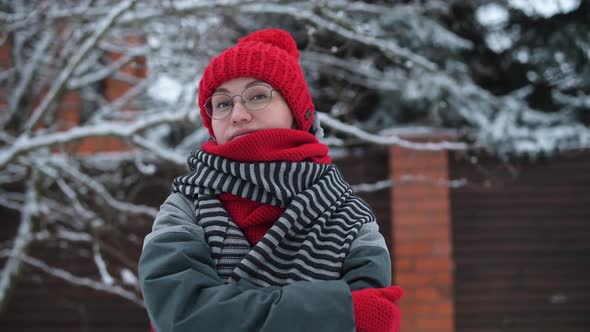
[172,150,376,287]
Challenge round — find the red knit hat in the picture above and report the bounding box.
[198,29,315,137]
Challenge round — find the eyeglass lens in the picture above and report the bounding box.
[206,85,273,119]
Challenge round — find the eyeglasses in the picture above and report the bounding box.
[204,84,277,120]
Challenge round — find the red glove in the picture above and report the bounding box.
[352,286,404,332]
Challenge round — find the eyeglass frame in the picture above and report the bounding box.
[203,84,278,120]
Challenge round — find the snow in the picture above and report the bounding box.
[508,0,581,18]
[318,112,467,151]
[147,75,183,104]
[18,254,144,306]
[57,229,92,242]
[351,179,392,193]
[517,49,530,63]
[121,268,138,286]
[0,180,36,306]
[476,3,509,28]
[1,0,589,311]
[478,1,581,53]
[94,243,114,286]
[23,0,138,133]
[485,30,514,53]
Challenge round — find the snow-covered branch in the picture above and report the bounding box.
[0,109,190,170]
[93,241,115,286]
[350,175,467,193]
[68,46,148,89]
[1,1,588,318]
[23,0,138,134]
[241,3,438,71]
[4,29,54,127]
[319,112,468,150]
[0,250,144,307]
[45,157,158,219]
[0,173,37,308]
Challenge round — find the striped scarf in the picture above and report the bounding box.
[172,149,376,287]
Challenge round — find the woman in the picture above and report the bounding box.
[139,28,403,332]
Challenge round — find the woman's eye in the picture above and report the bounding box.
[251,94,268,101]
[216,102,231,109]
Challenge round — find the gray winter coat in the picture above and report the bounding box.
[139,192,391,332]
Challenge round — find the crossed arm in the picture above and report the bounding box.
[139,193,391,332]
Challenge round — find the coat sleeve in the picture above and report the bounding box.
[341,221,392,291]
[138,193,356,332]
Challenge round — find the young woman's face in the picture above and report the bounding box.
[209,77,294,145]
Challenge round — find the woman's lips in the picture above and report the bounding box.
[229,130,256,141]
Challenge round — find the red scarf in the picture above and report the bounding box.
[201,129,331,245]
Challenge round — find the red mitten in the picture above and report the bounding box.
[352,286,404,332]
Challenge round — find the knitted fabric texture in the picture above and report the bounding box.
[172,149,376,286]
[199,29,315,137]
[203,129,331,245]
[352,286,404,332]
[201,129,331,164]
[218,193,283,245]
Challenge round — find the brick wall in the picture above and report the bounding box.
[0,36,11,114]
[389,141,455,332]
[450,151,590,332]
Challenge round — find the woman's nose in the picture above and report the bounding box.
[230,99,252,123]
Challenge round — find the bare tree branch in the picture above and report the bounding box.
[23,0,138,134]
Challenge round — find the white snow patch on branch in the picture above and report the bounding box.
[93,242,114,286]
[318,112,467,151]
[0,251,144,307]
[0,175,37,307]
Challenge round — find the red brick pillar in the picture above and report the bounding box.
[389,140,455,332]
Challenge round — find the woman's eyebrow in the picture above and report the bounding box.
[213,80,266,93]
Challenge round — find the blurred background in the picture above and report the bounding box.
[1,0,589,331]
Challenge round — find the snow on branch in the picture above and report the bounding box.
[396,174,468,188]
[0,250,144,307]
[318,112,468,150]
[45,157,158,219]
[68,45,148,89]
[0,174,37,308]
[50,1,436,71]
[23,0,138,134]
[0,109,190,170]
[302,51,400,91]
[89,78,152,123]
[93,241,115,286]
[131,134,186,166]
[55,177,97,221]
[351,179,393,193]
[553,91,590,109]
[5,29,54,127]
[0,191,24,211]
[350,175,467,193]
[240,3,438,71]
